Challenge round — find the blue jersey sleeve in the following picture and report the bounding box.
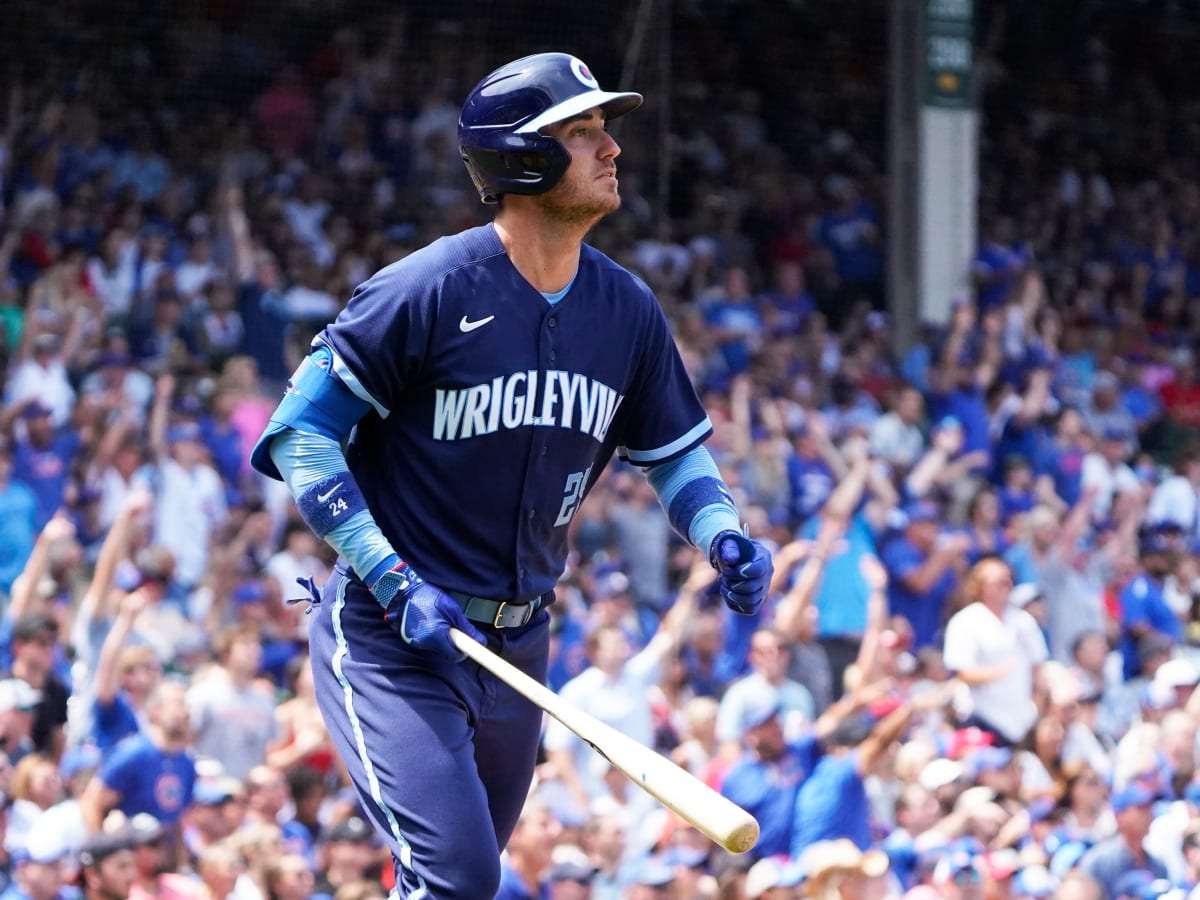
[613,274,712,466]
[98,735,143,795]
[1120,579,1150,630]
[881,538,921,583]
[320,234,489,416]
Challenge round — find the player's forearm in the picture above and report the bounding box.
[644,446,741,554]
[269,429,398,589]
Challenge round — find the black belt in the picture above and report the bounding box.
[448,591,549,628]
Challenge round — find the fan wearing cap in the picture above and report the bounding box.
[796,838,890,900]
[1077,782,1168,899]
[184,776,247,859]
[545,853,596,900]
[742,855,803,900]
[715,629,815,761]
[0,677,41,759]
[4,812,75,900]
[4,330,75,430]
[10,396,82,531]
[1118,526,1183,682]
[124,813,175,899]
[718,693,820,858]
[313,816,384,898]
[922,300,995,472]
[4,613,70,760]
[623,854,676,900]
[881,498,970,652]
[76,830,137,900]
[790,680,955,858]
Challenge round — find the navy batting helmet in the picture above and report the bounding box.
[458,52,643,205]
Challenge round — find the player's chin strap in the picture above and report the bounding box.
[288,576,324,614]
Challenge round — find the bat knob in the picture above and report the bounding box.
[724,816,761,854]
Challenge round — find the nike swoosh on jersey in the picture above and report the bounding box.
[317,483,343,503]
[459,314,496,333]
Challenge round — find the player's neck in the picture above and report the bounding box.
[493,216,582,294]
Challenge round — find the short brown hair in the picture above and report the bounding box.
[211,623,262,661]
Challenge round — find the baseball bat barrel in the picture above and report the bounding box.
[449,628,760,854]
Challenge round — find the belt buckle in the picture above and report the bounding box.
[492,601,509,628]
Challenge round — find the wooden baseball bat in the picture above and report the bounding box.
[449,628,760,854]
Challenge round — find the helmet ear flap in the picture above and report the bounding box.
[457,52,639,205]
[519,153,549,173]
[459,135,571,204]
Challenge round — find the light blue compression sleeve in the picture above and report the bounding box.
[256,345,402,592]
[644,445,741,554]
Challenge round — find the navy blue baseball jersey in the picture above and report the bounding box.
[318,223,711,601]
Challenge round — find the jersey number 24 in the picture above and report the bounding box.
[554,465,593,527]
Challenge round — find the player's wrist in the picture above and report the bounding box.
[371,557,423,610]
[365,554,403,587]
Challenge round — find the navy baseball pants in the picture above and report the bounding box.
[308,564,550,898]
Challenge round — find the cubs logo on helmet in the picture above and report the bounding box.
[457,52,643,204]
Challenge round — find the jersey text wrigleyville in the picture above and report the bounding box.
[432,370,623,442]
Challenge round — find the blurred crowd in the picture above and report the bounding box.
[3,1,1200,899]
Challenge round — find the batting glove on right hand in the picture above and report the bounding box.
[710,530,774,616]
[373,562,486,663]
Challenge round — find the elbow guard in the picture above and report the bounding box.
[250,346,373,481]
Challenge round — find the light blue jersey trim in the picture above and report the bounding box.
[270,430,397,585]
[622,417,714,465]
[539,272,577,305]
[315,338,391,419]
[331,580,429,898]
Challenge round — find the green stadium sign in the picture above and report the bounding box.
[926,0,974,109]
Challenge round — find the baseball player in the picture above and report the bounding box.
[250,51,773,898]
